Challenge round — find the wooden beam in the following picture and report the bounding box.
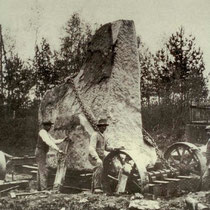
[0,180,29,191]
[116,169,129,194]
[0,185,19,196]
[11,156,36,166]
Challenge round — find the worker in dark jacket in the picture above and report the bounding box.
[35,121,65,191]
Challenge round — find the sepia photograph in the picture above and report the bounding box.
[0,0,210,209]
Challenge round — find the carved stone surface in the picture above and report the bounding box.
[39,20,157,170]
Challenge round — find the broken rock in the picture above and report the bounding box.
[129,199,160,210]
[39,20,157,170]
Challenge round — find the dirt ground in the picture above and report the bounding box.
[0,187,209,210]
[1,167,209,210]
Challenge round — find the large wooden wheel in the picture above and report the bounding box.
[0,151,6,180]
[164,142,206,177]
[103,150,148,194]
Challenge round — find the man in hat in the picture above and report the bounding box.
[202,125,210,190]
[89,118,109,193]
[35,120,66,191]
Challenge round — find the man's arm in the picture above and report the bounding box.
[105,141,125,152]
[105,142,113,152]
[49,134,66,144]
[39,130,62,152]
[89,133,101,161]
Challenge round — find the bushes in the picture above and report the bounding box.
[142,100,189,150]
[0,106,38,156]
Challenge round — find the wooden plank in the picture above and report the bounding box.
[11,156,36,166]
[10,191,48,198]
[0,185,19,196]
[30,170,37,180]
[153,180,169,184]
[164,178,180,182]
[22,165,38,170]
[53,139,71,191]
[116,169,129,194]
[177,175,192,179]
[14,165,37,175]
[0,180,29,191]
[149,175,157,182]
[62,185,90,192]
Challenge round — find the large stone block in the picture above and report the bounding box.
[39,20,157,170]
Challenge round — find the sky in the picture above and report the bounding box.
[0,0,210,84]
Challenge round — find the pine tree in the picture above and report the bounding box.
[33,38,58,98]
[54,13,93,80]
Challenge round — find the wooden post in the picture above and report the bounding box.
[116,170,129,194]
[53,138,71,191]
[116,162,132,194]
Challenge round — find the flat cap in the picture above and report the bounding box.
[42,120,54,126]
[97,119,109,126]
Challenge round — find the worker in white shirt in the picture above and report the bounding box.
[35,120,66,191]
[89,119,109,193]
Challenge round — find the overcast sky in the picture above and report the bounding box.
[0,0,210,83]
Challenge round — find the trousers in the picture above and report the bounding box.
[89,155,104,191]
[35,147,48,191]
[91,164,103,191]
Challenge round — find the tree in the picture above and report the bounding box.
[163,27,208,103]
[54,13,93,80]
[31,13,94,99]
[0,53,34,119]
[139,42,156,105]
[33,38,58,99]
[140,27,208,135]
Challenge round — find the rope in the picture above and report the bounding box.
[66,75,100,133]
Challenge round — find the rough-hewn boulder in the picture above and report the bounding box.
[39,20,157,170]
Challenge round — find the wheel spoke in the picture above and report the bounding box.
[175,148,182,159]
[190,168,200,176]
[188,150,199,163]
[169,154,178,165]
[186,155,193,165]
[116,154,125,166]
[131,180,142,191]
[165,144,202,177]
[124,154,131,163]
[180,148,186,163]
[107,174,118,181]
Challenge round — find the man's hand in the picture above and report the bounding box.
[96,158,103,166]
[106,146,125,152]
[64,136,69,141]
[112,146,125,151]
[64,136,72,142]
[58,149,65,155]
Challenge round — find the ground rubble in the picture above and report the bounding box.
[0,190,209,210]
